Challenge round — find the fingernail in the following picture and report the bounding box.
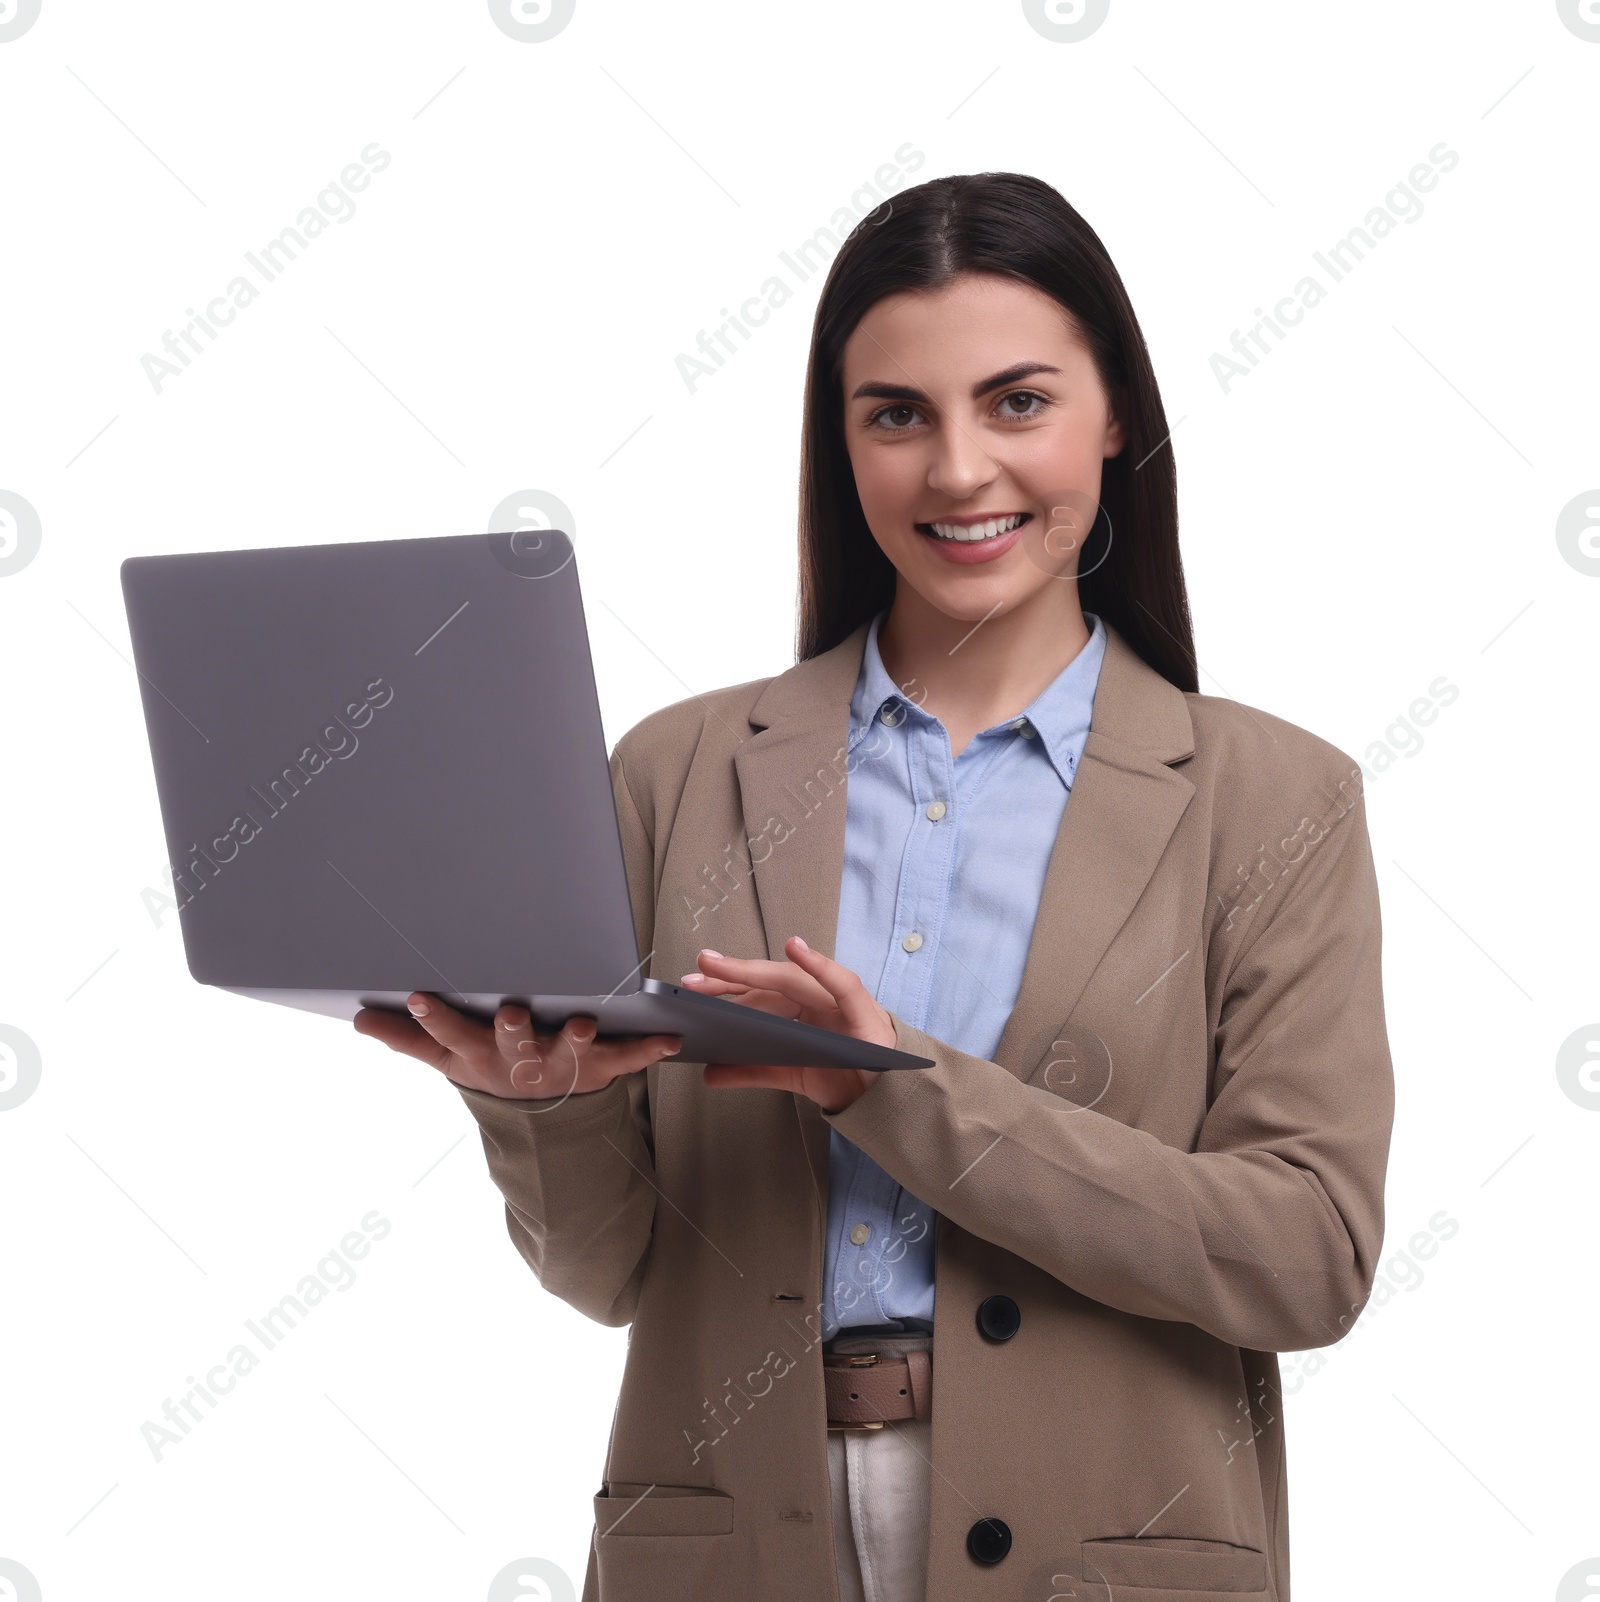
[791,936,810,952]
[408,999,430,1017]
[699,948,723,959]
[681,973,706,984]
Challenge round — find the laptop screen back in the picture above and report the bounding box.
[120,530,644,997]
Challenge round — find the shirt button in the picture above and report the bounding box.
[926,801,947,821]
[902,932,923,953]
[1012,717,1036,739]
[881,703,903,727]
[849,1223,871,1246]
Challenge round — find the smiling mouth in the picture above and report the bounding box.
[916,512,1032,543]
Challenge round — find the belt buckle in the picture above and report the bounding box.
[826,1353,886,1432]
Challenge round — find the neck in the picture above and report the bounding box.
[875,582,1091,735]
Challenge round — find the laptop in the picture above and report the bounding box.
[119,529,932,1072]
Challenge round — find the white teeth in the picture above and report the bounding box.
[926,513,1027,542]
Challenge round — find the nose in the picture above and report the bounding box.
[926,416,999,502]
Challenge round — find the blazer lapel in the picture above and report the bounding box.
[731,618,1195,1198]
[989,625,1196,1081]
[731,621,871,968]
[732,622,869,1207]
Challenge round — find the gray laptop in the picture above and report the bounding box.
[119,529,931,1072]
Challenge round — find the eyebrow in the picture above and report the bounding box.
[849,360,1062,404]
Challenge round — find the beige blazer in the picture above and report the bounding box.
[457,617,1395,1602]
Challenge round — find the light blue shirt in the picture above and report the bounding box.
[821,608,1107,1341]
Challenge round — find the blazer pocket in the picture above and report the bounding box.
[592,1484,735,1598]
[1080,1535,1267,1595]
[593,1482,735,1538]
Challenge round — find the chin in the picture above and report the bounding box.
[912,574,1037,620]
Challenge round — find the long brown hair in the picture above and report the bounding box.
[796,171,1197,693]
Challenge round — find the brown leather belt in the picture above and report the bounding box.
[823,1349,932,1431]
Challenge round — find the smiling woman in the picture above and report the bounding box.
[363,171,1394,1602]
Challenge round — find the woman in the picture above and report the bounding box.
[355,172,1394,1602]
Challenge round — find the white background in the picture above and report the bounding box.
[2,2,1597,1599]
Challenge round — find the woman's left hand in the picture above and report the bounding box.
[684,935,892,1113]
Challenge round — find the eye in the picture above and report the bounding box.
[865,402,925,433]
[996,389,1051,421]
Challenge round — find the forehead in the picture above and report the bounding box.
[841,273,1084,383]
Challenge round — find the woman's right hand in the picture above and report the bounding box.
[352,992,683,1103]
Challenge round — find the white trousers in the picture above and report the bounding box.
[824,1335,934,1602]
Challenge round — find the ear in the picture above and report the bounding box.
[1103,389,1129,459]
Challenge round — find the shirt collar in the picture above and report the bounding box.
[847,608,1107,790]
